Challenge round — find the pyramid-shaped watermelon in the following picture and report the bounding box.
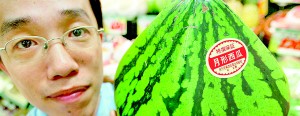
[115,0,290,115]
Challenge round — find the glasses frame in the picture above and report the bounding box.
[0,26,104,53]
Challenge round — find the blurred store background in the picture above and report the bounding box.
[1,0,300,115]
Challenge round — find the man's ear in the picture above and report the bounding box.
[0,59,9,75]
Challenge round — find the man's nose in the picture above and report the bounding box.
[46,43,79,80]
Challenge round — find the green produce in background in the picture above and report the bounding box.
[115,0,290,115]
[147,0,173,13]
[225,0,260,28]
[155,0,172,12]
[147,0,159,13]
[240,1,260,28]
[225,0,243,17]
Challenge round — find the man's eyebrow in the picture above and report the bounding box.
[0,9,89,36]
[60,9,90,20]
[1,17,31,35]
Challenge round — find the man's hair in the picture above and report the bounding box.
[89,0,103,28]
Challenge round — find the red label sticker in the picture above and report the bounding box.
[206,38,248,78]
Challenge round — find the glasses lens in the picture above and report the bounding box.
[63,26,98,48]
[5,37,45,59]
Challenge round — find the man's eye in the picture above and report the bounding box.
[69,28,86,37]
[16,40,37,49]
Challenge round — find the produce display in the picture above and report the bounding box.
[0,0,298,115]
[269,6,300,31]
[267,6,300,56]
[0,71,29,115]
[101,0,147,20]
[102,36,133,78]
[264,5,300,115]
[115,0,290,115]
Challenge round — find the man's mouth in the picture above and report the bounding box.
[47,85,90,104]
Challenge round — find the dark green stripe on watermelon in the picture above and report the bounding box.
[191,1,208,115]
[211,2,241,115]
[115,0,290,116]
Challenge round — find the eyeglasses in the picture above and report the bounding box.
[0,26,103,62]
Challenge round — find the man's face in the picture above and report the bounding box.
[0,0,103,115]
